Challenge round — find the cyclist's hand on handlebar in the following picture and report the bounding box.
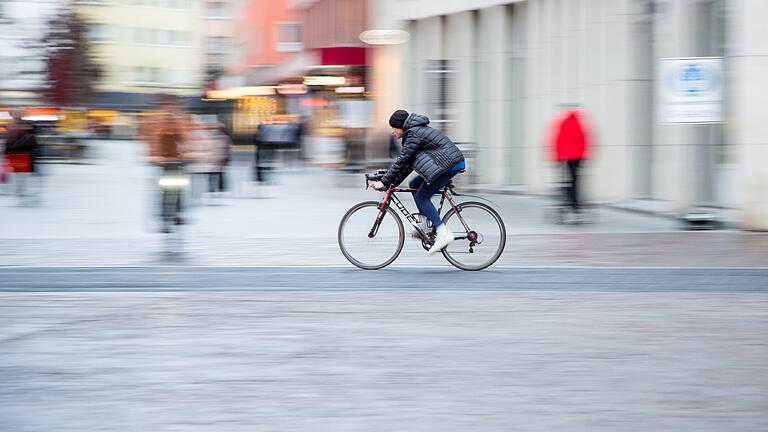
[369,180,387,191]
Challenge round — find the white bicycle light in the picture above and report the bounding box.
[158,177,190,188]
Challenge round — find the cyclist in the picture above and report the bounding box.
[145,94,190,232]
[368,110,465,255]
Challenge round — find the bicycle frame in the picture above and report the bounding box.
[368,185,472,240]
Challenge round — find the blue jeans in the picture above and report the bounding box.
[409,170,461,228]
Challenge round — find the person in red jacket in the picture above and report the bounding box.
[551,107,591,213]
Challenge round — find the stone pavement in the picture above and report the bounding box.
[1,270,766,432]
[1,140,766,267]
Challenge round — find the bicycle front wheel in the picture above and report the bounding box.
[338,201,405,270]
[441,201,506,271]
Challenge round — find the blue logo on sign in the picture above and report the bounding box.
[682,64,705,94]
[667,62,719,96]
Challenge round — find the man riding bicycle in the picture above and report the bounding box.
[369,110,465,255]
[145,94,191,232]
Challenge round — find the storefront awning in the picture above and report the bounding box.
[317,47,368,66]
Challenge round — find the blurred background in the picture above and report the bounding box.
[2,3,768,431]
[0,0,766,241]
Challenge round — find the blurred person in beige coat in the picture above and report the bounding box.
[144,94,192,163]
[186,122,230,201]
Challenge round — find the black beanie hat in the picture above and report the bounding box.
[389,109,409,129]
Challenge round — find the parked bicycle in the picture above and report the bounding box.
[338,170,506,271]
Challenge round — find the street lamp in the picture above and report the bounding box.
[359,29,410,45]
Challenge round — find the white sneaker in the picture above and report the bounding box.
[428,224,454,255]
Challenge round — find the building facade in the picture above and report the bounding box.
[392,0,768,230]
[74,0,205,107]
[202,0,241,85]
[228,0,303,86]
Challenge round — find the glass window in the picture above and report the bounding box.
[89,24,108,42]
[167,69,193,85]
[207,0,230,18]
[135,28,145,43]
[275,22,302,52]
[207,36,232,54]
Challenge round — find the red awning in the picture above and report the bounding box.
[317,47,368,66]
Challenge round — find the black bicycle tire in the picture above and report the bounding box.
[338,201,405,270]
[441,201,506,271]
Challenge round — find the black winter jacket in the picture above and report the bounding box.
[4,122,38,155]
[381,113,464,186]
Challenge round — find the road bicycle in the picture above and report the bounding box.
[338,170,506,270]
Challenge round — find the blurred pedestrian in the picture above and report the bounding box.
[147,95,190,163]
[3,110,39,202]
[252,122,272,184]
[253,120,292,184]
[187,122,229,201]
[550,106,591,214]
[205,123,231,196]
[186,121,212,204]
[0,119,9,186]
[295,115,308,162]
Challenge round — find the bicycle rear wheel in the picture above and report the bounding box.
[338,201,405,270]
[441,201,506,271]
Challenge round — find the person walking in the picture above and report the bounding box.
[3,110,39,201]
[551,106,591,215]
[206,123,231,196]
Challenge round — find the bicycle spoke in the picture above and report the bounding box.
[339,202,404,270]
[442,202,506,271]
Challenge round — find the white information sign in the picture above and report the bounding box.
[660,57,723,124]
